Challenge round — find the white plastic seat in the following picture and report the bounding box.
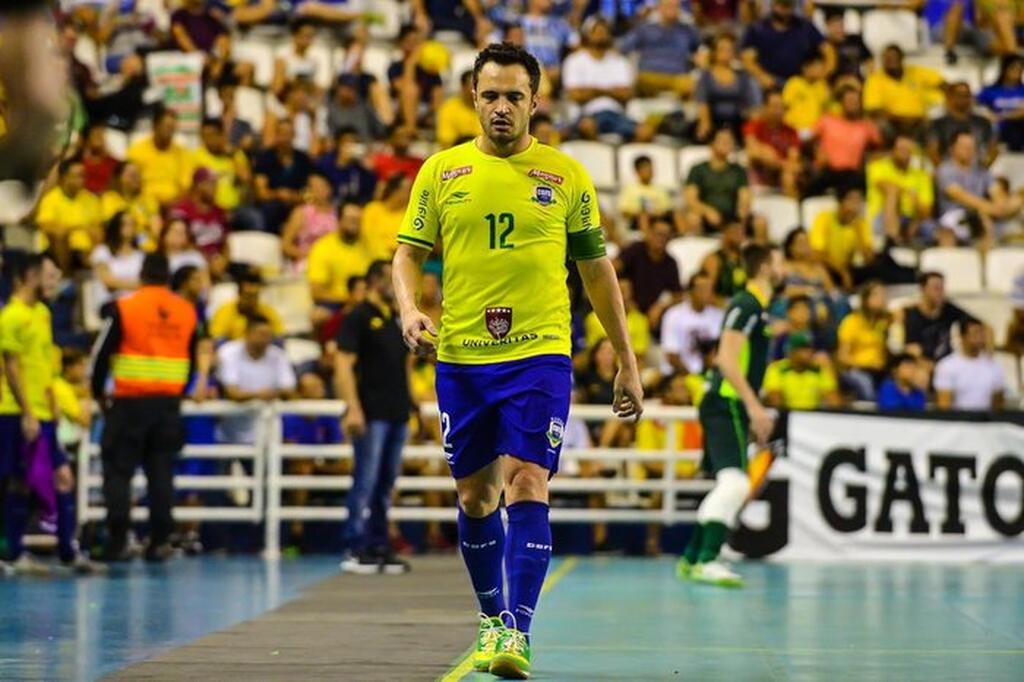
[752,195,801,244]
[284,337,323,368]
[366,0,403,41]
[953,293,1013,347]
[360,44,393,84]
[919,247,983,294]
[861,10,921,55]
[561,141,617,190]
[625,97,683,124]
[991,153,1024,191]
[800,195,837,230]
[995,351,1021,397]
[105,129,129,160]
[985,247,1024,294]
[228,232,284,276]
[616,143,679,190]
[666,236,719,283]
[232,39,276,89]
[206,282,238,321]
[678,146,711,183]
[264,277,313,335]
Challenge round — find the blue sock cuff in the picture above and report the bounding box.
[457,505,502,524]
[506,501,549,522]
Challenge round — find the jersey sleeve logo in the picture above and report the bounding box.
[413,189,430,230]
[485,306,512,339]
[441,165,473,181]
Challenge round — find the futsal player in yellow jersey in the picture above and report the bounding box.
[393,44,644,679]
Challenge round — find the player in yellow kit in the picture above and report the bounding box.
[393,43,643,679]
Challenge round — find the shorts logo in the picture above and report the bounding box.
[528,169,563,185]
[485,307,512,340]
[441,165,472,181]
[532,185,555,206]
[547,417,565,448]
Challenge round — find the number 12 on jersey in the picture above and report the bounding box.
[486,212,515,250]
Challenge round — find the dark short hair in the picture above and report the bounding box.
[171,264,200,292]
[62,347,88,372]
[347,275,365,293]
[782,227,806,259]
[152,105,177,126]
[837,182,864,200]
[289,16,316,33]
[787,294,812,311]
[918,270,944,287]
[741,243,775,278]
[8,252,43,284]
[201,117,224,131]
[890,352,917,370]
[237,268,264,287]
[366,259,391,285]
[473,42,542,95]
[58,157,82,177]
[397,24,418,41]
[245,313,272,329]
[961,317,984,334]
[140,252,171,286]
[688,271,710,289]
[633,155,652,170]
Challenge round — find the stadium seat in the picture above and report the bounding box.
[206,281,238,320]
[666,236,719,282]
[861,10,921,55]
[936,63,983,93]
[919,247,983,293]
[990,153,1024,191]
[265,277,313,335]
[678,146,711,183]
[284,338,323,367]
[753,195,800,244]
[104,129,129,160]
[448,47,478,90]
[235,87,267,130]
[625,97,683,125]
[616,143,679,190]
[985,247,1024,294]
[359,44,393,84]
[954,293,1013,347]
[561,141,617,190]
[232,39,276,89]
[307,42,335,91]
[800,195,837,230]
[889,247,919,269]
[228,232,284,276]
[995,351,1021,398]
[367,0,403,41]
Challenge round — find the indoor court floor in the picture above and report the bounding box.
[1,555,1022,681]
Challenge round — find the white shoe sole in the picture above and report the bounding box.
[380,564,410,575]
[339,561,381,575]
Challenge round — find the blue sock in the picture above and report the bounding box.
[56,492,77,563]
[5,491,28,561]
[504,501,551,634]
[457,507,506,617]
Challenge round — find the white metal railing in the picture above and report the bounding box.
[77,401,268,525]
[76,400,709,559]
[263,401,707,559]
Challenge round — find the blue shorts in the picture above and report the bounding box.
[0,416,68,478]
[436,354,572,479]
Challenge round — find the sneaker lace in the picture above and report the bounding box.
[496,611,526,654]
[478,613,502,649]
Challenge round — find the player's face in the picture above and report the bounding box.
[474,62,537,147]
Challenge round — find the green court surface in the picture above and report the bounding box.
[448,558,1024,682]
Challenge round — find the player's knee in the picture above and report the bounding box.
[504,461,548,505]
[458,486,500,517]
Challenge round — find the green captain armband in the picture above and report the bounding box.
[568,229,606,261]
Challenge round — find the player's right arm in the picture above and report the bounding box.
[394,157,441,355]
[716,311,772,444]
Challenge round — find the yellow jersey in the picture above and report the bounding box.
[193,146,249,211]
[209,301,286,340]
[0,298,56,420]
[126,136,195,206]
[36,187,102,252]
[361,200,405,261]
[398,138,605,364]
[306,231,373,303]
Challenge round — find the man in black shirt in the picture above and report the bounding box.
[253,118,313,233]
[926,81,996,167]
[823,10,871,81]
[336,260,413,575]
[902,271,973,363]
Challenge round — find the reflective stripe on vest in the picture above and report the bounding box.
[112,355,190,382]
[111,286,196,398]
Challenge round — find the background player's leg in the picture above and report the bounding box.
[5,479,29,562]
[454,460,506,617]
[695,467,750,563]
[502,456,551,635]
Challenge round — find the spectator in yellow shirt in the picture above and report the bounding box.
[101,162,162,243]
[866,133,934,246]
[126,107,194,207]
[209,270,286,341]
[307,199,372,317]
[837,280,890,401]
[763,332,841,410]
[782,53,831,136]
[436,71,482,148]
[36,158,103,269]
[864,45,944,131]
[361,172,410,261]
[194,118,252,213]
[809,184,873,289]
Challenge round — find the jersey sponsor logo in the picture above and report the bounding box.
[528,168,564,185]
[485,306,512,339]
[532,185,555,206]
[461,333,538,348]
[441,165,472,181]
[579,190,594,230]
[547,417,565,448]
[413,189,430,230]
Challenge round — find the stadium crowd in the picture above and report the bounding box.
[2,0,1024,557]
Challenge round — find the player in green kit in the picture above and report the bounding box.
[677,243,782,588]
[393,43,643,679]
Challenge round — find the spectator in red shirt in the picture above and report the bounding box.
[170,168,230,280]
[371,126,424,182]
[743,89,802,197]
[693,0,753,34]
[809,84,881,196]
[80,124,119,195]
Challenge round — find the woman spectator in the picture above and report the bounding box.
[90,211,144,305]
[978,54,1024,152]
[695,33,761,143]
[836,280,890,401]
[361,173,411,261]
[159,217,210,285]
[282,172,337,272]
[779,227,846,342]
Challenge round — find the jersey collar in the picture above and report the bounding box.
[746,281,771,308]
[472,135,536,161]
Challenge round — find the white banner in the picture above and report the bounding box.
[742,411,1024,563]
[146,52,205,138]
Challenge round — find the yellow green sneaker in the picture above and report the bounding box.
[489,621,532,680]
[690,560,744,588]
[473,614,504,672]
[676,556,693,580]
